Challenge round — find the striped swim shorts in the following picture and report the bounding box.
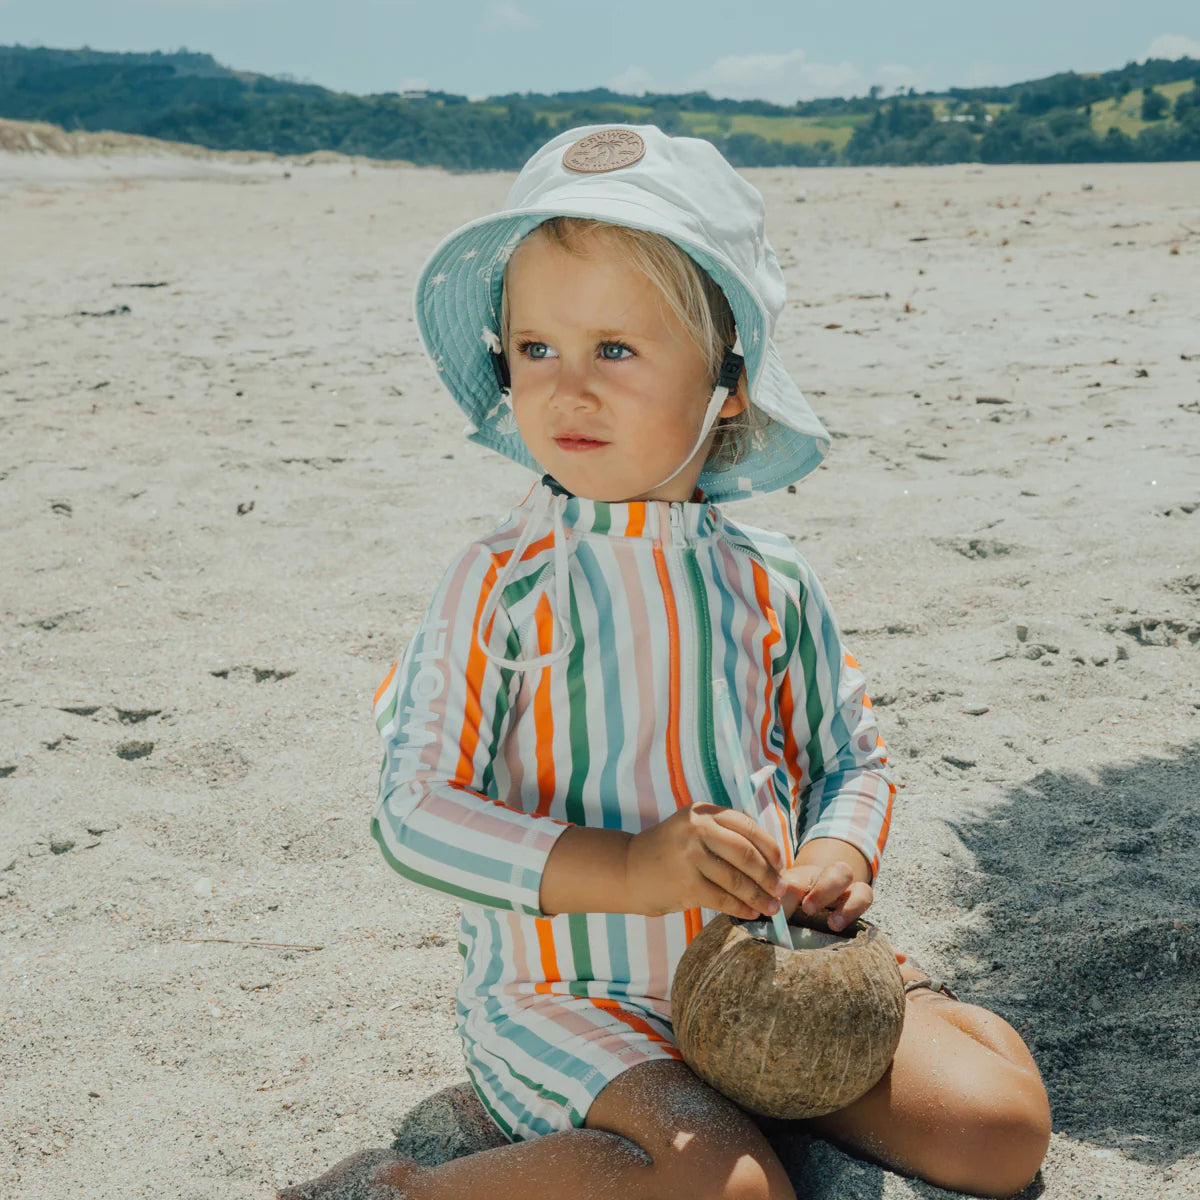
[456,990,684,1142]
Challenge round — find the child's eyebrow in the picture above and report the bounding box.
[509,327,662,342]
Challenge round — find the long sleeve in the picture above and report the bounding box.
[777,560,895,880]
[370,541,571,916]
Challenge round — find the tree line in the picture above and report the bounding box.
[1,45,1197,169]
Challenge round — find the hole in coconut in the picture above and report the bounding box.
[787,925,846,951]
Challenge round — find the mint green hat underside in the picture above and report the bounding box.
[413,124,831,503]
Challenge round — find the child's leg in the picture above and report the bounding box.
[791,964,1052,1199]
[278,1061,796,1200]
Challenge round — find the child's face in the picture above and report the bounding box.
[504,230,745,504]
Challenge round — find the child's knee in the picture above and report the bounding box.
[586,1061,795,1200]
[659,1136,794,1200]
[939,1085,1051,1198]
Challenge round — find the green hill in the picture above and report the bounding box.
[1,45,1197,168]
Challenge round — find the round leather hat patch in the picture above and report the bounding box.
[562,129,646,173]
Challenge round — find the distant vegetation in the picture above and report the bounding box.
[1,45,1198,168]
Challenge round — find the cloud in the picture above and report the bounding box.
[609,49,923,104]
[606,65,656,95]
[483,1,536,31]
[1142,33,1200,62]
[703,49,864,103]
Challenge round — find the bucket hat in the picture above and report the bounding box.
[413,123,830,503]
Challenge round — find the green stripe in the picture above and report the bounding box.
[501,564,547,608]
[684,550,725,805]
[374,689,398,734]
[795,577,826,782]
[371,817,532,913]
[777,577,800,674]
[563,581,594,987]
[473,1042,583,1135]
[567,915,594,993]
[479,626,522,798]
[591,503,611,535]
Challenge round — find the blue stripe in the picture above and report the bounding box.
[604,912,631,985]
[573,541,626,831]
[395,823,534,893]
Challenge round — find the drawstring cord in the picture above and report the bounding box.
[475,486,576,672]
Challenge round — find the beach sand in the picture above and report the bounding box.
[1,127,1197,1198]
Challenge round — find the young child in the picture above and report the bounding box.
[280,125,1050,1200]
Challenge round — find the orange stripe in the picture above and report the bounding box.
[651,541,701,942]
[495,531,556,568]
[875,775,896,870]
[588,998,683,1056]
[778,670,803,798]
[844,652,859,670]
[453,560,500,785]
[373,660,397,707]
[532,592,557,817]
[452,537,555,787]
[626,505,645,538]
[749,561,792,867]
[533,918,561,994]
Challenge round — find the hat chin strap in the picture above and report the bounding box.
[650,336,744,496]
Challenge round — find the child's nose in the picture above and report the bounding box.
[548,361,600,410]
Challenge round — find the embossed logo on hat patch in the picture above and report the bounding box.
[562,129,646,174]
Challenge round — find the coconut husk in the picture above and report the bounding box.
[670,910,906,1119]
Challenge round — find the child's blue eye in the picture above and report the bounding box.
[517,340,555,359]
[600,342,634,361]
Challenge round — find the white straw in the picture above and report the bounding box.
[712,679,791,947]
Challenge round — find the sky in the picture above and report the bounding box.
[3,1,1199,103]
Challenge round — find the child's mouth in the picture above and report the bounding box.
[553,436,608,452]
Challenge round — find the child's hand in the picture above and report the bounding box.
[625,803,786,920]
[778,860,873,932]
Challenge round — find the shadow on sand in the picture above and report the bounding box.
[943,743,1200,1170]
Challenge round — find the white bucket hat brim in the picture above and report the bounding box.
[413,125,830,503]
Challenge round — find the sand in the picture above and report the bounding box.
[0,123,1197,1199]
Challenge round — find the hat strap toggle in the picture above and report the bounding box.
[481,326,511,397]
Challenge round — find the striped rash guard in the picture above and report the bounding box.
[371,479,894,1126]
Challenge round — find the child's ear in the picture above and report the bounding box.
[718,370,749,418]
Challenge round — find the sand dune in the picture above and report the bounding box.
[0,143,1197,1199]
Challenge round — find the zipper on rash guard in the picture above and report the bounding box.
[656,507,703,943]
[662,509,723,808]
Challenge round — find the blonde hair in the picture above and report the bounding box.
[499,217,762,471]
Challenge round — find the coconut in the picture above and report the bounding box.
[670,909,906,1119]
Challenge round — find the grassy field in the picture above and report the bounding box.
[678,111,858,148]
[1089,78,1195,135]
[501,104,863,150]
[490,80,1197,155]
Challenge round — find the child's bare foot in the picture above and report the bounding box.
[276,1147,420,1199]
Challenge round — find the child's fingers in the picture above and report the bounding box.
[824,881,874,930]
[704,816,787,903]
[696,829,782,917]
[796,864,874,930]
[708,807,786,876]
[798,860,859,915]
